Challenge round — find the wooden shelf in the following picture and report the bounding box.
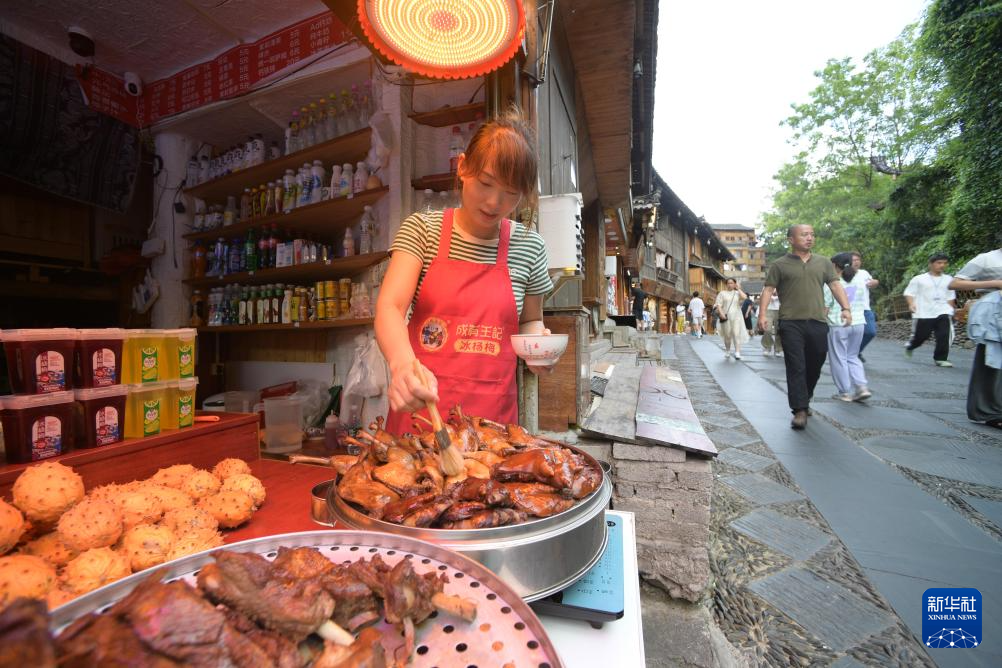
[411,172,456,192]
[183,252,388,288]
[183,187,388,243]
[408,102,485,128]
[199,318,373,333]
[183,128,372,203]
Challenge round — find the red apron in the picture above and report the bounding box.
[385,209,519,435]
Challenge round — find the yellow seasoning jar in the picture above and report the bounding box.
[125,381,170,438]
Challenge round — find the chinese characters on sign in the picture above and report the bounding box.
[454,323,504,357]
[76,12,351,128]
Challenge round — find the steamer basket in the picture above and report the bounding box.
[329,444,612,601]
[50,530,563,668]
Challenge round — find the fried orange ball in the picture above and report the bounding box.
[0,498,25,555]
[0,554,57,606]
[167,530,224,561]
[212,458,252,481]
[12,461,85,526]
[181,470,222,501]
[162,507,219,537]
[62,547,131,596]
[220,474,266,508]
[149,464,197,489]
[197,490,255,529]
[22,531,79,569]
[56,498,123,552]
[109,488,164,530]
[46,586,76,611]
[120,524,175,572]
[144,484,193,513]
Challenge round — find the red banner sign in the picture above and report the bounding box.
[76,11,353,128]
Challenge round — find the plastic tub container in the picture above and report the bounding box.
[170,378,199,430]
[1,329,79,394]
[125,381,170,439]
[263,396,303,453]
[75,328,126,388]
[74,385,128,448]
[0,391,76,462]
[123,330,168,384]
[163,328,196,380]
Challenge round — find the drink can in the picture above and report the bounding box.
[315,281,326,299]
[339,278,351,300]
[324,280,336,297]
[317,299,327,320]
[326,297,339,319]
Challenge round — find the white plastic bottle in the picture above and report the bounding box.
[353,161,369,195]
[328,164,342,200]
[339,163,353,199]
[421,188,435,215]
[299,163,313,207]
[253,134,265,165]
[359,206,373,255]
[186,156,199,186]
[343,227,355,257]
[310,160,326,205]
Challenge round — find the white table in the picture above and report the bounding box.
[540,510,646,666]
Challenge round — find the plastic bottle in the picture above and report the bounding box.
[421,189,435,215]
[269,224,279,269]
[310,160,326,205]
[244,229,257,273]
[199,155,210,183]
[239,188,251,222]
[448,125,464,173]
[273,181,284,215]
[359,206,373,255]
[186,156,199,186]
[340,89,356,133]
[299,106,313,147]
[269,141,281,160]
[250,186,260,218]
[353,161,369,195]
[191,241,207,278]
[257,225,269,269]
[281,287,293,323]
[283,169,297,211]
[285,121,296,155]
[324,96,338,139]
[238,288,248,325]
[339,163,353,199]
[329,164,342,199]
[299,164,313,207]
[270,286,281,323]
[258,184,269,219]
[253,134,266,165]
[343,227,355,257]
[264,181,276,216]
[229,238,243,275]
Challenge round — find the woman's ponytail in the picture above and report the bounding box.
[831,252,857,283]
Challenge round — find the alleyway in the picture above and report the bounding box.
[667,333,1001,667]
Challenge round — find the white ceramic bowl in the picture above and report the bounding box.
[510,334,569,366]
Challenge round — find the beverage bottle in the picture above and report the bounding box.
[258,184,268,219]
[243,136,254,170]
[270,286,281,323]
[283,169,297,211]
[449,125,464,173]
[299,164,313,207]
[341,89,357,132]
[264,181,276,216]
[285,121,296,155]
[298,287,308,322]
[273,180,284,215]
[250,186,260,218]
[310,102,324,142]
[199,155,210,183]
[359,206,373,255]
[282,287,293,323]
[230,239,244,275]
[300,106,313,147]
[257,225,269,269]
[343,227,355,257]
[421,189,435,215]
[239,188,252,222]
[191,241,207,278]
[310,160,326,205]
[355,82,370,127]
[269,224,279,268]
[186,156,199,186]
[238,288,248,325]
[212,237,225,277]
[325,96,338,138]
[340,163,353,199]
[290,110,302,149]
[269,141,281,160]
[258,286,270,324]
[253,134,265,165]
[242,229,255,273]
[353,161,368,194]
[329,164,342,198]
[190,289,206,327]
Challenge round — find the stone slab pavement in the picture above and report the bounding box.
[690,334,1002,668]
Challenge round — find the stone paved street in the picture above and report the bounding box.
[663,333,1002,667]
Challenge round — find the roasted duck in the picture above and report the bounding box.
[333,408,604,529]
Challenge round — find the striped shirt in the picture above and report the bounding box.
[390,210,553,316]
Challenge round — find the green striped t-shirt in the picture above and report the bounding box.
[390,210,553,316]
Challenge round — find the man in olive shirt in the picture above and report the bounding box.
[759,225,852,429]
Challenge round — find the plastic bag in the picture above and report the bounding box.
[292,380,330,429]
[340,334,389,429]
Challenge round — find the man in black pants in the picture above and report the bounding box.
[903,253,956,367]
[758,225,852,429]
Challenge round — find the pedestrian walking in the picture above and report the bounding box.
[852,253,879,362]
[716,278,749,358]
[948,244,1002,429]
[758,225,852,430]
[742,295,755,336]
[903,253,956,367]
[631,281,646,330]
[688,292,706,338]
[675,302,687,335]
[824,253,871,402]
[761,293,783,357]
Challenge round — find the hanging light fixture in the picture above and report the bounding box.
[358,0,525,80]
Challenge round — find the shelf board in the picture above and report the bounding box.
[411,172,456,192]
[183,252,388,288]
[199,318,373,333]
[408,102,485,128]
[183,186,388,242]
[183,128,372,203]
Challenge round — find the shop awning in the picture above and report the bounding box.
[688,261,727,281]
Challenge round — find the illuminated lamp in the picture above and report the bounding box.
[358,0,525,80]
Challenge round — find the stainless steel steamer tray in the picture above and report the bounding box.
[329,457,613,602]
[50,530,564,668]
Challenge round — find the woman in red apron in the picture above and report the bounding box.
[375,112,552,434]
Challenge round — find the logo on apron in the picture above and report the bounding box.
[419,317,448,351]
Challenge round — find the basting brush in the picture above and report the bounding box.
[413,360,465,476]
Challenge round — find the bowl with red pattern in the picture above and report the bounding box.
[510,334,569,366]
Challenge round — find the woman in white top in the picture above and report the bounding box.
[715,278,749,359]
[824,252,871,401]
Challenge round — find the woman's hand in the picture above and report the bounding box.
[387,359,439,412]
